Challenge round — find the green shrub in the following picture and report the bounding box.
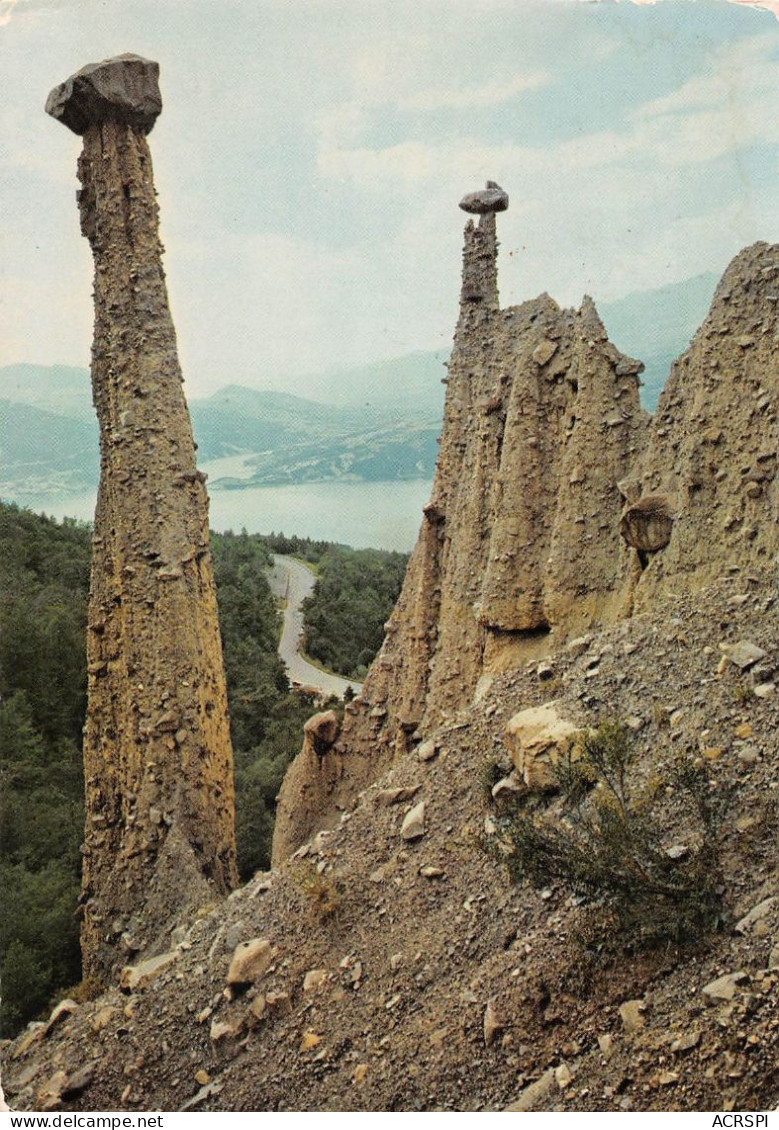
[495,721,724,948]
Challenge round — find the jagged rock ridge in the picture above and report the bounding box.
[46,56,237,984]
[273,202,776,864]
[626,241,778,606]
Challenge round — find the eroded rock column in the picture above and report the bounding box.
[47,55,237,983]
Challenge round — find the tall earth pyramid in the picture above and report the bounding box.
[46,56,237,983]
[273,182,648,863]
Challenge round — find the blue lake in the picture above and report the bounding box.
[16,475,433,552]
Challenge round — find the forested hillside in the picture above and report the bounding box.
[0,505,403,1037]
[301,546,408,679]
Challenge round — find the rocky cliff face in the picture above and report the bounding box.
[624,242,778,606]
[273,195,648,861]
[47,57,237,984]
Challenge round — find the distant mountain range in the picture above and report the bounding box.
[0,272,718,505]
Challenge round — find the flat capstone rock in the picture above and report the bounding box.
[459,181,509,215]
[46,54,161,136]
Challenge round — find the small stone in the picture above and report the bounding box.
[533,340,558,367]
[120,949,179,991]
[353,1063,369,1084]
[374,785,422,806]
[658,1071,679,1086]
[505,1068,556,1112]
[719,641,767,671]
[555,1062,574,1089]
[417,739,438,762]
[754,683,775,699]
[61,1064,95,1101]
[665,844,689,860]
[303,969,329,992]
[37,1070,67,1111]
[670,1031,700,1053]
[619,999,645,1034]
[702,972,744,1003]
[194,1070,210,1086]
[491,772,523,800]
[226,938,276,987]
[735,722,754,739]
[210,1018,242,1042]
[400,801,426,841]
[598,1033,614,1060]
[768,945,779,971]
[536,661,555,681]
[266,991,290,1012]
[566,636,591,657]
[44,999,79,1035]
[735,897,775,934]
[419,865,445,878]
[300,1030,322,1051]
[484,998,505,1046]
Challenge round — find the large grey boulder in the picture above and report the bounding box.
[459,180,509,214]
[46,54,161,135]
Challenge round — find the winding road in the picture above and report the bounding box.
[270,555,362,699]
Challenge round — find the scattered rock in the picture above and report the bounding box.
[36,1070,67,1111]
[670,1031,700,1053]
[598,1034,614,1060]
[374,785,422,806]
[735,897,775,934]
[504,703,578,790]
[417,739,438,762]
[555,1062,574,1089]
[702,972,746,1003]
[300,1031,322,1052]
[303,969,329,992]
[483,998,504,1046]
[120,950,179,992]
[719,641,768,671]
[44,999,79,1036]
[505,1068,557,1112]
[226,938,276,988]
[619,999,645,1034]
[210,1017,243,1043]
[533,340,558,368]
[400,801,426,841]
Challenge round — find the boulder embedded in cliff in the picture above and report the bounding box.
[619,492,675,553]
[303,711,340,757]
[46,54,161,135]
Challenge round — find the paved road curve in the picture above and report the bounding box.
[270,555,362,699]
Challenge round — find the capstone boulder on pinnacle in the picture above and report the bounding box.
[45,54,161,136]
[459,180,509,214]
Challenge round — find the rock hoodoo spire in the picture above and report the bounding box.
[47,56,237,983]
[272,179,647,863]
[457,181,508,311]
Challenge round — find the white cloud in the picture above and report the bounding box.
[0,0,22,27]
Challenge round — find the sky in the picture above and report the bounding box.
[0,0,777,398]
